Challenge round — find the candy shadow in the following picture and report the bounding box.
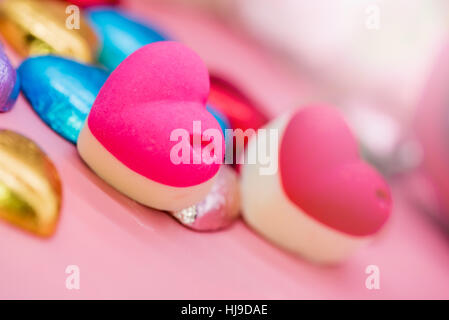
[60,146,182,240]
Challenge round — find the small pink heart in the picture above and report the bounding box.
[280,106,392,236]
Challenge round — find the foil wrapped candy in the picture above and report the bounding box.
[0,0,98,63]
[0,130,62,237]
[0,46,19,112]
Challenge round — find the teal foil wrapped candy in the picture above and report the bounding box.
[87,7,168,70]
[206,104,231,137]
[18,55,109,144]
[0,47,19,112]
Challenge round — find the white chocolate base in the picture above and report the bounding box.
[240,115,368,264]
[77,125,217,212]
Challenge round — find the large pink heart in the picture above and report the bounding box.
[87,41,224,187]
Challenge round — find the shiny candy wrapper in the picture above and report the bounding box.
[209,74,268,133]
[172,165,240,231]
[207,104,231,137]
[0,47,19,112]
[87,7,167,70]
[0,0,98,63]
[0,130,62,237]
[19,55,109,144]
[208,74,269,166]
[64,0,120,8]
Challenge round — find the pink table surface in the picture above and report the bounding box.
[1,0,449,299]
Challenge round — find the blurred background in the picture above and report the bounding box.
[136,0,449,226]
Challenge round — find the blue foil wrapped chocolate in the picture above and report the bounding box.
[87,7,168,70]
[18,55,109,144]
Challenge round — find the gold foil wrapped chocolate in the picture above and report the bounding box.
[0,0,97,63]
[0,130,62,236]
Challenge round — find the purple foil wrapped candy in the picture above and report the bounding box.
[0,47,19,112]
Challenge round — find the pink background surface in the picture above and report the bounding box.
[1,0,449,299]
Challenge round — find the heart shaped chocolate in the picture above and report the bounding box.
[241,105,392,264]
[78,41,224,212]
